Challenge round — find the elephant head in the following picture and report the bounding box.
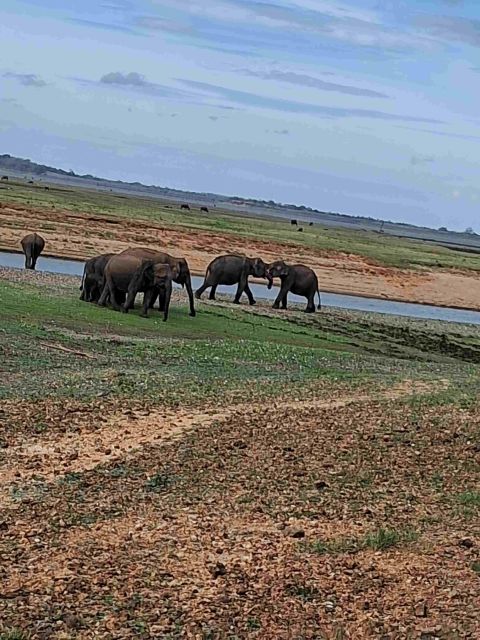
[173,258,190,286]
[249,257,274,288]
[266,260,289,283]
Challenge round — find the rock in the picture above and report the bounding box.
[459,537,474,549]
[287,527,305,539]
[324,600,336,613]
[210,562,227,578]
[415,602,428,618]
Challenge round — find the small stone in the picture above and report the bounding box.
[415,602,428,618]
[287,528,305,539]
[324,600,336,613]
[211,562,227,578]
[459,537,474,549]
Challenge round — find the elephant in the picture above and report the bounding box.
[195,254,273,305]
[181,204,190,210]
[98,253,177,321]
[80,253,115,303]
[201,206,209,213]
[21,233,45,270]
[266,260,321,313]
[113,247,196,317]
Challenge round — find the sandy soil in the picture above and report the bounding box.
[2,202,480,309]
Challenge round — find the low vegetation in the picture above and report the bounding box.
[1,265,479,637]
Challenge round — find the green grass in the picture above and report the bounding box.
[0,631,30,640]
[305,528,419,555]
[457,491,480,508]
[1,276,478,403]
[4,181,480,271]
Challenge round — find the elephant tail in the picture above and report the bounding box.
[317,290,322,310]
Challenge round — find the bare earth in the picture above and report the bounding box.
[1,380,479,638]
[2,202,480,310]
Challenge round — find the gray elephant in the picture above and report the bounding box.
[266,260,321,313]
[195,254,273,305]
[118,247,196,317]
[21,233,45,270]
[80,253,115,303]
[98,253,176,321]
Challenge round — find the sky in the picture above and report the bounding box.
[1,1,480,230]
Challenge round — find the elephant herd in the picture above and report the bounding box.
[81,250,321,321]
[20,233,322,322]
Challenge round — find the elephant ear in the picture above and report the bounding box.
[132,260,155,288]
[279,263,289,276]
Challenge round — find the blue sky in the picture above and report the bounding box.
[1,0,480,230]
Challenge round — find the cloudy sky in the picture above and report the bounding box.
[1,0,480,230]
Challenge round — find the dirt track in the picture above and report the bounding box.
[2,202,480,309]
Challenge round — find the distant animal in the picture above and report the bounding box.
[291,219,298,226]
[181,204,190,210]
[100,247,196,317]
[309,222,313,226]
[28,180,34,184]
[80,253,115,303]
[1,176,8,181]
[266,260,321,313]
[201,206,209,213]
[21,233,45,270]
[195,255,273,305]
[298,228,303,232]
[44,186,49,191]
[99,253,176,321]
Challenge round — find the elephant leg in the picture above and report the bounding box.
[245,283,256,306]
[24,247,33,270]
[273,283,289,309]
[209,284,217,300]
[140,289,153,317]
[124,285,138,313]
[163,283,172,322]
[110,287,124,312]
[195,279,210,299]
[234,273,248,304]
[185,275,196,317]
[97,279,111,307]
[305,293,316,313]
[149,292,158,309]
[158,289,166,312]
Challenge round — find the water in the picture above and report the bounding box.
[2,250,480,326]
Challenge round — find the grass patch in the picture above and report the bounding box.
[305,527,419,555]
[458,491,480,508]
[0,631,31,640]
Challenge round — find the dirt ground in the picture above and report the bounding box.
[1,381,479,639]
[2,202,480,310]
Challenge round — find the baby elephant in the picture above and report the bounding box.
[99,254,177,321]
[21,232,45,270]
[195,254,273,305]
[267,260,321,313]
